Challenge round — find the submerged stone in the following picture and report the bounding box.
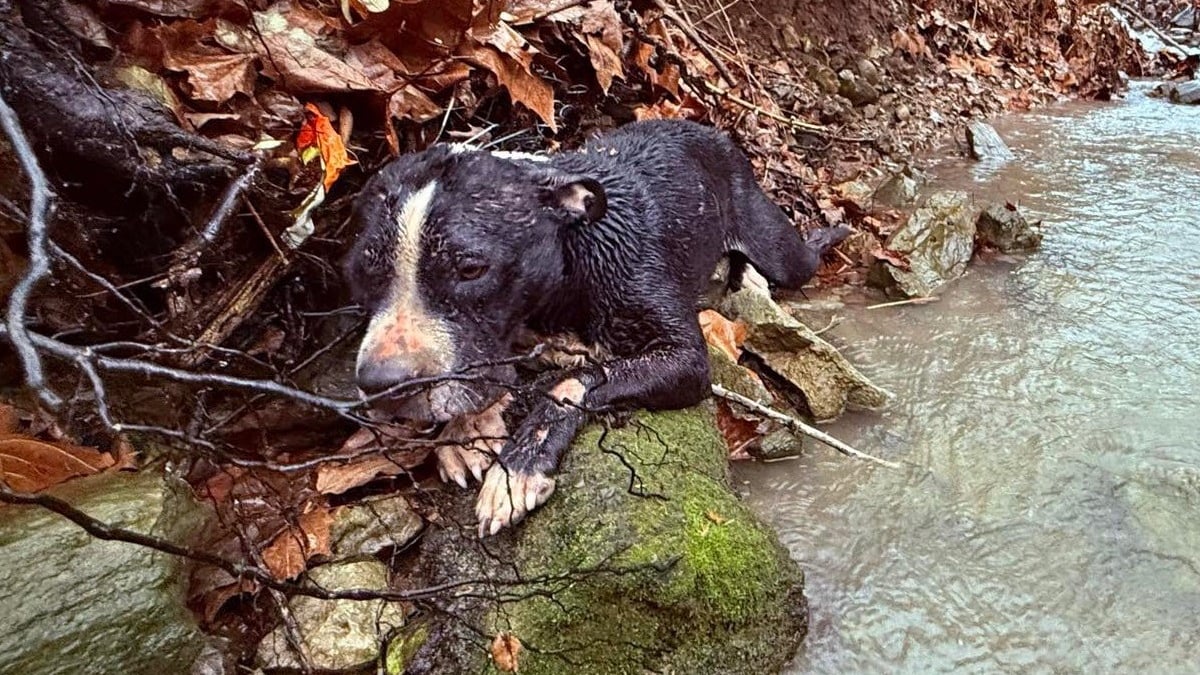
[872,190,979,297]
[976,203,1043,252]
[966,120,1016,162]
[1164,80,1200,105]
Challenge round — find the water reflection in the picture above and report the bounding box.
[739,82,1200,673]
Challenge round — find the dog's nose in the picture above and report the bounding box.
[355,359,420,396]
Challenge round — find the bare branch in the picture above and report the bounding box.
[711,383,901,469]
[0,91,61,408]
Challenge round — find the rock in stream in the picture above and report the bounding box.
[870,190,979,298]
[966,120,1016,162]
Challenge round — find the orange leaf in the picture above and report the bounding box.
[297,103,356,190]
[491,632,523,673]
[261,506,333,580]
[699,309,747,362]
[0,436,116,493]
[716,401,760,460]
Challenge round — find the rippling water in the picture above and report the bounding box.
[738,83,1200,673]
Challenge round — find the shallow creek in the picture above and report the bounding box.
[737,82,1200,673]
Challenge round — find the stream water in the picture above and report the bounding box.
[738,82,1200,673]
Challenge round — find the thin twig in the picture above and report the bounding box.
[652,0,737,86]
[866,297,939,310]
[711,383,899,468]
[0,92,61,408]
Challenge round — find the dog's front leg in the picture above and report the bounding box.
[475,342,710,536]
[475,378,588,536]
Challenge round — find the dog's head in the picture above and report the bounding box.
[344,145,606,422]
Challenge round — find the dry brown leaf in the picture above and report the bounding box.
[261,506,333,580]
[62,1,113,51]
[716,401,760,460]
[0,404,18,435]
[632,18,680,96]
[315,452,429,494]
[0,436,116,493]
[491,632,523,673]
[465,23,556,130]
[165,52,258,104]
[699,309,747,362]
[251,6,375,94]
[584,33,623,93]
[871,246,911,271]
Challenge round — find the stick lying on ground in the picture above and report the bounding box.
[711,384,900,469]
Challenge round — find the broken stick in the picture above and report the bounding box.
[711,383,899,469]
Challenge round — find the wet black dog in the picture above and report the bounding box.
[344,120,848,535]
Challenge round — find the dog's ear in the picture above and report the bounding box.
[539,174,607,224]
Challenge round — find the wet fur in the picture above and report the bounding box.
[345,120,848,532]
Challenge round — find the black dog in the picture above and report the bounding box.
[344,120,848,535]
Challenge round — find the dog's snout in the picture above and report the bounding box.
[356,358,422,396]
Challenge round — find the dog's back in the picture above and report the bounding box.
[542,120,844,328]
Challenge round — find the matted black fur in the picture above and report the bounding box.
[345,120,848,523]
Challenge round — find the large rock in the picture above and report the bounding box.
[838,69,880,106]
[871,190,979,297]
[873,167,922,207]
[965,120,1016,162]
[976,203,1043,252]
[718,277,891,421]
[401,408,808,675]
[256,560,407,671]
[492,407,807,674]
[0,471,209,675]
[1162,80,1200,105]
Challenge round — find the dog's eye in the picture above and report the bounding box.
[457,262,489,281]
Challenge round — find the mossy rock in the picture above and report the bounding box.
[483,406,807,674]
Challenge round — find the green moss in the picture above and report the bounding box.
[482,407,806,675]
[386,622,429,675]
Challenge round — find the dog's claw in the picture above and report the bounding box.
[475,464,556,537]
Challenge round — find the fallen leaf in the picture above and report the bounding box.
[62,1,113,51]
[0,404,18,435]
[315,423,429,494]
[491,632,523,673]
[464,23,556,129]
[297,103,356,190]
[699,309,748,362]
[0,436,116,493]
[871,246,911,270]
[705,509,728,525]
[716,401,760,459]
[163,52,258,104]
[251,5,376,93]
[105,0,219,19]
[261,506,333,580]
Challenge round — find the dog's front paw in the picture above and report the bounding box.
[475,464,556,537]
[434,396,510,487]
